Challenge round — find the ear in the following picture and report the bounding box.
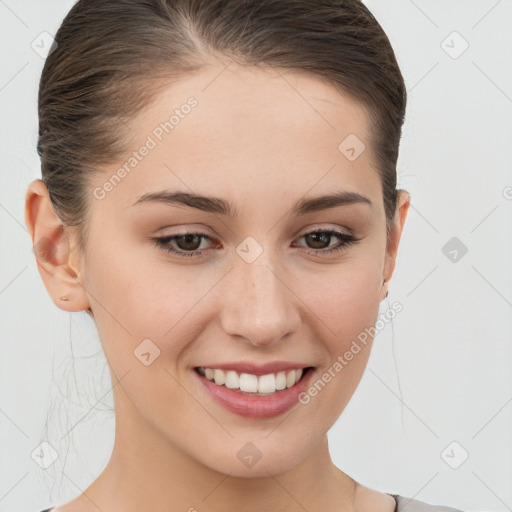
[25,179,91,312]
[380,189,410,300]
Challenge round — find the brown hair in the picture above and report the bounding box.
[38,0,406,253]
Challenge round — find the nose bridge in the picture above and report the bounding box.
[219,248,299,346]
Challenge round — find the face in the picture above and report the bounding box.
[32,61,409,478]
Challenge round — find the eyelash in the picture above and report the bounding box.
[151,229,359,259]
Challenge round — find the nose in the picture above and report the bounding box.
[219,253,301,347]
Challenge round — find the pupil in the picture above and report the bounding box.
[307,232,330,249]
[179,234,201,250]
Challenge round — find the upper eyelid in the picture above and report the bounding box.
[159,224,352,238]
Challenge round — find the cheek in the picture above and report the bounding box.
[296,259,382,341]
[84,238,226,372]
[294,265,381,426]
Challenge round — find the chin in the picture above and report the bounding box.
[197,437,311,479]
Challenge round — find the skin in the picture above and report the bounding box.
[26,59,410,512]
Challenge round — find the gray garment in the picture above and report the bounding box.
[395,495,464,511]
[40,495,465,512]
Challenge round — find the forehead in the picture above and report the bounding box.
[95,62,382,210]
[141,62,371,148]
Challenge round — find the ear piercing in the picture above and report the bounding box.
[382,279,389,298]
[60,296,69,301]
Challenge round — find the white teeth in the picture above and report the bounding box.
[214,369,225,385]
[275,371,287,390]
[198,367,306,394]
[239,373,258,392]
[224,370,239,389]
[258,373,276,394]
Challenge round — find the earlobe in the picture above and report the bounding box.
[25,179,90,312]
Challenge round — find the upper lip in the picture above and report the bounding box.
[195,361,313,376]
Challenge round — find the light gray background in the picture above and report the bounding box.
[1,1,511,511]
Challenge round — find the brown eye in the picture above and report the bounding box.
[295,229,359,256]
[174,234,203,251]
[304,231,333,249]
[152,232,215,258]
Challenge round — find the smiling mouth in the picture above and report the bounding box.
[194,366,314,396]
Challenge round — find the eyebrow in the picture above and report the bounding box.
[131,189,372,217]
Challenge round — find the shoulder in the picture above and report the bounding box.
[395,495,465,512]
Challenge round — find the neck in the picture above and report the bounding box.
[75,392,359,512]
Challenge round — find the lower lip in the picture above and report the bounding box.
[193,367,314,419]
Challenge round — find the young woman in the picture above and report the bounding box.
[26,1,465,510]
